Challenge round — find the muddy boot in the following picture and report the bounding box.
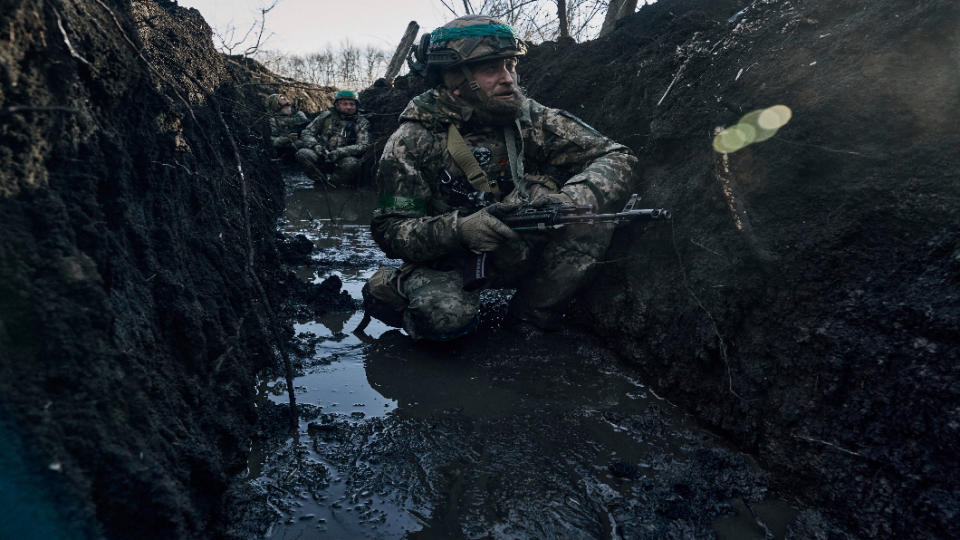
[330,157,362,188]
[360,282,404,328]
[298,160,325,183]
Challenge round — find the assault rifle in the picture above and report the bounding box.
[462,193,671,290]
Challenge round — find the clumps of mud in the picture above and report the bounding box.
[0,1,299,537]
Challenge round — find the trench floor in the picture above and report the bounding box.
[245,173,800,539]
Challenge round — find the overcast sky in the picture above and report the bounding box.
[178,0,456,54]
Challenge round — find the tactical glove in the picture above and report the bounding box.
[312,146,329,163]
[457,202,519,253]
[530,191,575,207]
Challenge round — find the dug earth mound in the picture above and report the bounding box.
[0,0,329,537]
[518,0,958,537]
[2,0,958,538]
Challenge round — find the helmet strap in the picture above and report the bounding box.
[459,64,484,99]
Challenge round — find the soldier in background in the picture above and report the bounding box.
[361,15,638,341]
[295,90,372,186]
[266,93,309,161]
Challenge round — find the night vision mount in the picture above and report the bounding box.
[407,32,465,78]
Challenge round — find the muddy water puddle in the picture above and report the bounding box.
[246,173,797,539]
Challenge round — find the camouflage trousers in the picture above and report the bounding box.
[295,148,362,186]
[363,223,614,341]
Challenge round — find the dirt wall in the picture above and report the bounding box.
[223,55,336,116]
[0,0,288,537]
[519,0,959,536]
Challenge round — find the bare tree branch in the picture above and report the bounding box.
[384,21,420,85]
[556,0,569,38]
[212,0,278,56]
[572,0,607,38]
[242,0,278,56]
[498,0,540,20]
[430,0,629,43]
[599,0,637,38]
[438,0,459,17]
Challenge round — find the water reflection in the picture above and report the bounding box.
[252,179,796,539]
[273,183,401,422]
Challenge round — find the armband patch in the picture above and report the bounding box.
[377,195,427,214]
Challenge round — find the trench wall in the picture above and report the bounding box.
[0,0,287,536]
[522,0,960,536]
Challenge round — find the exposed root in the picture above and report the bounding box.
[213,98,299,431]
[671,220,744,400]
[793,433,867,458]
[54,9,90,66]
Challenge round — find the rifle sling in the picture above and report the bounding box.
[504,120,525,197]
[446,123,499,197]
[446,121,525,200]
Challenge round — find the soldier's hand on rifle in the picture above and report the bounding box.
[530,191,575,207]
[457,202,519,253]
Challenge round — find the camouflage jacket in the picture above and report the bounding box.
[299,108,372,160]
[371,89,638,263]
[269,110,309,147]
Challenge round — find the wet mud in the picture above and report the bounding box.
[2,0,957,538]
[233,173,811,539]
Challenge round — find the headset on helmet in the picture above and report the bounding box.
[408,15,526,84]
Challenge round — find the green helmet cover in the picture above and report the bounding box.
[334,90,359,103]
[265,93,281,111]
[425,16,526,69]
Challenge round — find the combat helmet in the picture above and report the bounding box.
[265,93,282,112]
[333,89,359,105]
[409,15,526,86]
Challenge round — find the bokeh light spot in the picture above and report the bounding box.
[713,126,749,154]
[713,104,792,153]
[758,105,792,130]
[734,122,757,144]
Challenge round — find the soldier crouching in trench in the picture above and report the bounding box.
[266,93,310,161]
[361,15,638,341]
[295,89,372,187]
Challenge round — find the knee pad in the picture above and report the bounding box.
[403,293,478,341]
[295,148,316,165]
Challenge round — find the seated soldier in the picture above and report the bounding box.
[266,93,309,160]
[295,90,372,186]
[361,16,638,341]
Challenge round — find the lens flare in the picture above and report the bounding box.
[734,122,757,143]
[713,104,793,154]
[741,110,777,142]
[713,126,749,153]
[758,105,792,130]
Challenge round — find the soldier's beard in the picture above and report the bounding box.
[467,85,525,125]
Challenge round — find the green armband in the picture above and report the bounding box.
[377,195,427,214]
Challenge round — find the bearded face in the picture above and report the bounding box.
[448,57,525,124]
